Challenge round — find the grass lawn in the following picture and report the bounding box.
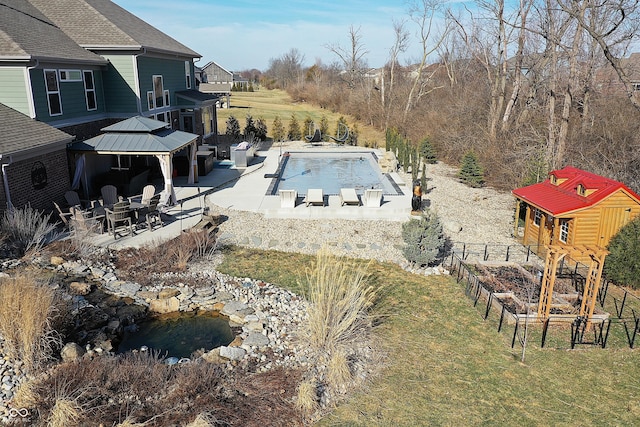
[216,89,385,148]
[218,246,640,426]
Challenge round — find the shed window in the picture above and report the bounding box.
[559,220,569,243]
[533,208,542,227]
[577,184,585,196]
[550,175,557,185]
[44,70,62,116]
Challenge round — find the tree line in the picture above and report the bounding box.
[256,0,640,192]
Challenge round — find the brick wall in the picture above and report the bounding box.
[0,149,71,215]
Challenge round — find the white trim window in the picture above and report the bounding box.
[59,69,82,82]
[44,69,62,116]
[83,70,97,111]
[185,61,192,89]
[533,208,542,227]
[164,89,170,107]
[147,91,154,110]
[559,220,569,243]
[153,75,165,109]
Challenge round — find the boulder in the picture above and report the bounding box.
[69,281,92,295]
[159,288,180,299]
[243,332,270,347]
[50,256,65,266]
[443,220,462,234]
[149,296,179,314]
[219,346,246,361]
[61,342,85,362]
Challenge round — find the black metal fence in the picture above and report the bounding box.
[446,245,640,350]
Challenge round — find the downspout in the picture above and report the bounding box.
[1,155,14,211]
[132,48,147,115]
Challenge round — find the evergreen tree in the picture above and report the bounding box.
[319,115,329,141]
[287,114,302,140]
[401,210,445,266]
[419,137,437,164]
[248,82,254,92]
[225,115,241,140]
[272,116,285,142]
[411,146,419,182]
[605,215,640,289]
[255,117,268,141]
[420,164,427,191]
[243,115,257,138]
[347,123,359,146]
[458,151,484,187]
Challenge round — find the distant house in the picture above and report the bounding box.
[0,103,73,213]
[594,52,640,95]
[512,166,640,262]
[199,61,232,108]
[0,0,219,201]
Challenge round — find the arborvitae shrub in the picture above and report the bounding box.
[320,115,329,141]
[458,151,484,187]
[303,116,314,138]
[243,115,256,138]
[272,116,285,142]
[287,114,302,140]
[401,210,445,266]
[255,117,268,141]
[225,115,241,139]
[605,215,640,289]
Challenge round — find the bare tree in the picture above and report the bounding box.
[325,25,369,89]
[265,48,306,89]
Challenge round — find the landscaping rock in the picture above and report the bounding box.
[149,296,180,313]
[219,346,246,361]
[61,342,85,362]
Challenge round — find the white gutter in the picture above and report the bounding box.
[1,155,14,211]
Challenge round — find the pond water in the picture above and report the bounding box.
[117,311,235,358]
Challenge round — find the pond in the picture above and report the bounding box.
[117,311,235,358]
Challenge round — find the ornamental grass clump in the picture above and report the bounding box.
[0,275,61,372]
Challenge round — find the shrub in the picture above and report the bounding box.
[402,210,445,266]
[458,151,484,187]
[255,117,268,141]
[243,115,256,138]
[419,137,437,164]
[319,115,329,141]
[225,115,241,140]
[0,275,61,371]
[287,114,302,140]
[605,215,640,289]
[271,116,285,141]
[303,116,314,138]
[1,204,58,256]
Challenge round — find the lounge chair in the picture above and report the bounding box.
[362,188,383,207]
[69,206,104,235]
[105,201,134,239]
[279,189,298,208]
[305,189,324,206]
[339,188,360,206]
[64,190,95,210]
[128,184,156,205]
[136,194,163,231]
[305,129,322,145]
[53,201,72,227]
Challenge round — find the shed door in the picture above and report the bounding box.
[598,207,631,247]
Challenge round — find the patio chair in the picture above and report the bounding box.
[128,184,156,205]
[305,128,322,145]
[305,189,324,207]
[136,194,163,231]
[101,185,122,208]
[105,201,134,239]
[69,206,104,235]
[339,188,360,206]
[279,189,298,208]
[53,201,72,228]
[64,190,95,210]
[362,188,383,207]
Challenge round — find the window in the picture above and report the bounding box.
[44,70,62,116]
[153,75,164,109]
[577,184,585,196]
[59,69,82,82]
[559,220,569,243]
[202,105,213,136]
[83,71,97,111]
[185,61,192,89]
[147,91,154,110]
[164,90,170,107]
[533,208,542,227]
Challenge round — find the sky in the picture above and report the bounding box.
[112,0,422,72]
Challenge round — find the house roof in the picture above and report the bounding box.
[199,83,232,93]
[175,89,219,104]
[512,166,640,216]
[68,116,197,155]
[0,0,106,65]
[0,103,73,159]
[28,0,200,58]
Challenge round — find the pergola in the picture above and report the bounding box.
[68,116,198,205]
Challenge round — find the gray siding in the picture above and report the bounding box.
[0,68,30,116]
[138,56,190,112]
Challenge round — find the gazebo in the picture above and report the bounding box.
[68,116,199,205]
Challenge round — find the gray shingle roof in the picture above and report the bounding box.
[29,0,200,58]
[0,0,106,64]
[0,103,73,156]
[199,83,232,93]
[176,90,219,103]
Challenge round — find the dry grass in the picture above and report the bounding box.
[304,247,377,353]
[185,412,220,427]
[296,378,319,417]
[0,275,60,371]
[48,398,81,427]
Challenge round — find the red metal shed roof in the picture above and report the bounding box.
[512,166,640,216]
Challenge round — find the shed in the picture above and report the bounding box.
[512,166,640,262]
[68,116,198,205]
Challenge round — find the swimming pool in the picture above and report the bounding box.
[268,151,403,196]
